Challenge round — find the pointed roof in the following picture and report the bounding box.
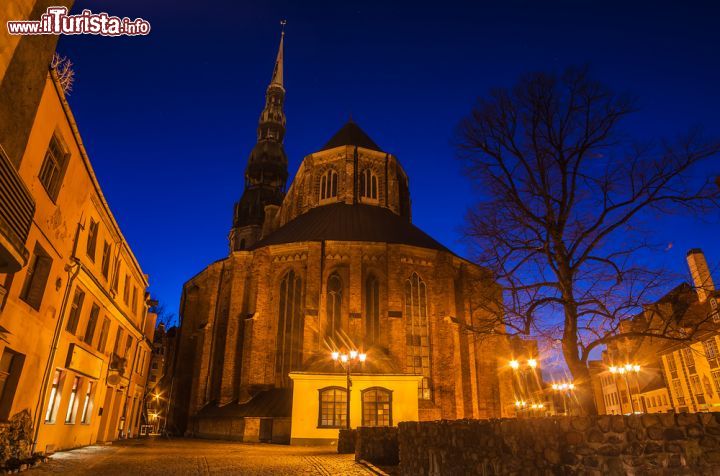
[270,31,284,88]
[320,120,383,152]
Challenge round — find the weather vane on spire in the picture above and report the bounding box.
[280,19,287,35]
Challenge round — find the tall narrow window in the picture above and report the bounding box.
[86,219,99,261]
[359,169,378,200]
[319,169,339,201]
[101,241,111,279]
[405,272,432,400]
[84,303,100,345]
[327,273,343,338]
[681,347,697,374]
[276,270,304,387]
[65,376,80,423]
[111,259,120,294]
[131,287,138,316]
[66,288,85,334]
[38,133,69,201]
[97,318,111,353]
[318,387,347,428]
[365,275,380,345]
[0,348,24,420]
[704,338,719,368]
[20,243,52,311]
[45,370,63,423]
[666,354,678,379]
[123,275,130,304]
[362,387,392,427]
[80,381,94,424]
[673,379,686,406]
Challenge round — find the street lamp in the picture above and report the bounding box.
[610,363,641,414]
[331,349,367,429]
[551,381,574,415]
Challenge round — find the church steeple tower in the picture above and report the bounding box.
[231,27,289,251]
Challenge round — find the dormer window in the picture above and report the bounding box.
[320,169,338,202]
[359,169,378,201]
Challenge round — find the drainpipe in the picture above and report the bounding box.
[32,219,83,453]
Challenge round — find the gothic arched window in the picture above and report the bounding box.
[276,270,304,387]
[362,387,392,427]
[365,275,380,345]
[327,273,343,337]
[320,169,339,201]
[359,169,378,200]
[326,273,342,337]
[405,272,431,400]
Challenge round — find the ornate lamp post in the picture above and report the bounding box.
[610,364,641,414]
[331,350,367,429]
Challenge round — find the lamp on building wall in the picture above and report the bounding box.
[331,349,367,429]
[551,382,575,415]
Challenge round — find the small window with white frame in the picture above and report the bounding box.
[319,169,339,202]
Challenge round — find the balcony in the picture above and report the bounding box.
[0,146,34,273]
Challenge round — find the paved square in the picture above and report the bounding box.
[26,438,375,475]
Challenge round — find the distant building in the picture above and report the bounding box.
[0,0,155,456]
[590,249,719,415]
[170,31,516,444]
[146,323,177,433]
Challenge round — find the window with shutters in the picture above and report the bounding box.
[19,243,52,311]
[38,132,70,201]
[65,288,85,334]
[97,317,110,353]
[84,303,100,345]
[101,241,111,279]
[86,219,99,261]
[0,348,24,421]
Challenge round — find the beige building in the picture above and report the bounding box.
[171,33,515,443]
[590,249,719,416]
[0,1,155,455]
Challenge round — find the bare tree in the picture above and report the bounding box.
[50,53,75,94]
[456,67,719,415]
[150,302,176,328]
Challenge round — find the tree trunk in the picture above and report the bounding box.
[562,343,597,416]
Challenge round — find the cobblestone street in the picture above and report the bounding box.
[26,438,377,475]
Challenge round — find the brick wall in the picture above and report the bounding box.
[398,415,720,475]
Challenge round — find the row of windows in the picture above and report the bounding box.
[318,387,392,428]
[36,132,144,321]
[317,168,380,202]
[45,369,95,425]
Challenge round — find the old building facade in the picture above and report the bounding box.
[0,0,156,457]
[171,33,515,442]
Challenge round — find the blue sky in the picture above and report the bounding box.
[57,0,719,334]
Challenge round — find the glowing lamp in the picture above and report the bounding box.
[358,353,367,362]
[340,354,349,363]
[509,360,520,370]
[350,350,358,359]
[528,359,537,369]
[331,351,339,361]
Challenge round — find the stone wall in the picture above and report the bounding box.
[398,414,720,475]
[355,427,399,466]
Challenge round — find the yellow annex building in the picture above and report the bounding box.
[0,0,155,456]
[170,32,516,444]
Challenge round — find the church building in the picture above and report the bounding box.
[170,31,516,444]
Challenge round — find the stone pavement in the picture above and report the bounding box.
[25,438,377,475]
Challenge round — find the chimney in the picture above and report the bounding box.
[686,249,715,302]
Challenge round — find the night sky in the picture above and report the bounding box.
[57,0,719,329]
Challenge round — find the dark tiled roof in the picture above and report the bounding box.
[319,121,383,152]
[251,203,450,252]
[196,388,292,418]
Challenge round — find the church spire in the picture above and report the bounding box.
[270,23,284,88]
[230,24,289,251]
